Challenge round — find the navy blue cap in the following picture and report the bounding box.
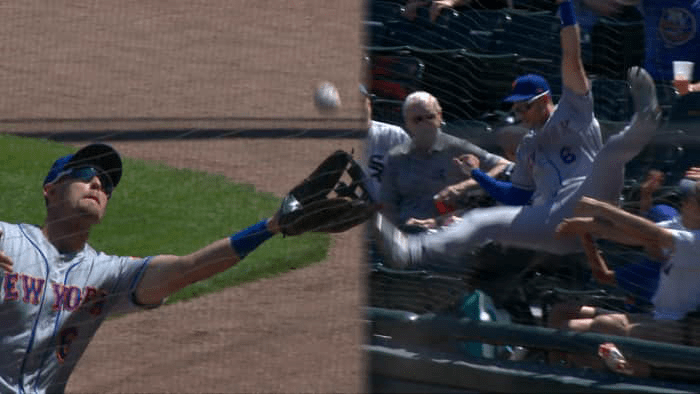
[44,143,122,188]
[503,74,551,103]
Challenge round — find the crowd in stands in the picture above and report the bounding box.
[366,0,700,123]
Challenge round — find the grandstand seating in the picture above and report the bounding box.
[413,49,519,121]
[437,9,510,53]
[589,13,645,80]
[368,51,424,103]
[592,78,632,122]
[371,98,405,126]
[382,17,460,50]
[363,21,389,48]
[362,3,677,125]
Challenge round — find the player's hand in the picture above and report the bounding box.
[454,153,479,175]
[685,167,700,181]
[555,216,595,238]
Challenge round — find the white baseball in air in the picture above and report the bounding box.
[314,81,341,112]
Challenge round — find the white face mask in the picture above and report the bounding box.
[405,105,440,150]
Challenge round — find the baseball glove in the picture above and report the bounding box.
[278,149,376,236]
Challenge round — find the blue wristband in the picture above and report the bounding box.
[229,219,274,259]
[559,1,576,27]
[471,168,533,206]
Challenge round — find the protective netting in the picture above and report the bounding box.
[364,1,700,388]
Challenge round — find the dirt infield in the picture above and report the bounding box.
[0,1,367,393]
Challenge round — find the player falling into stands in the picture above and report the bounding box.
[0,143,365,393]
[373,0,662,270]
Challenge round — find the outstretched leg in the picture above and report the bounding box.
[578,66,662,204]
[374,203,581,270]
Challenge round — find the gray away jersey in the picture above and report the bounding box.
[363,120,411,202]
[510,86,602,205]
[0,222,155,394]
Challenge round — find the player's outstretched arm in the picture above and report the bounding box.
[134,214,280,306]
[574,196,674,250]
[557,0,590,96]
[436,154,512,204]
[131,149,374,305]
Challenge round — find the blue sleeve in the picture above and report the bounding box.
[471,169,533,206]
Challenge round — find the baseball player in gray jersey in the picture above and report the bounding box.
[0,144,292,393]
[361,83,411,202]
[374,0,663,270]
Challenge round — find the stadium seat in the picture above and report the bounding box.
[497,10,560,58]
[589,11,645,80]
[439,9,510,53]
[368,52,425,102]
[372,98,404,126]
[369,264,471,314]
[378,6,488,50]
[413,49,519,121]
[364,21,389,48]
[666,91,700,132]
[591,78,633,122]
[382,18,454,49]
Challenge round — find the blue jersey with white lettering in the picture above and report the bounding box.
[510,87,602,205]
[0,222,154,393]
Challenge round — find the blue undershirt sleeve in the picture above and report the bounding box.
[471,168,533,206]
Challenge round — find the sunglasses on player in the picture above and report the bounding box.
[53,166,114,197]
[512,101,534,114]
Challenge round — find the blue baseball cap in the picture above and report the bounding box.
[503,74,551,103]
[44,143,122,188]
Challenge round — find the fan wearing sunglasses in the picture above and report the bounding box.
[379,90,511,232]
[0,143,306,393]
